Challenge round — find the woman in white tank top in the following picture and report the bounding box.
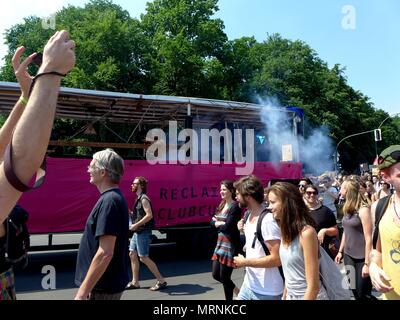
[267,182,328,300]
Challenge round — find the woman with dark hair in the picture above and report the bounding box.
[298,178,312,197]
[335,180,374,300]
[304,185,338,259]
[211,180,242,300]
[359,181,373,206]
[267,182,328,300]
[371,181,392,203]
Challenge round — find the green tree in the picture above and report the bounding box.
[140,0,227,97]
[0,0,396,170]
[217,37,257,101]
[0,0,148,93]
[244,34,397,171]
[0,0,150,157]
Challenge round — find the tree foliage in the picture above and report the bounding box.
[0,0,397,171]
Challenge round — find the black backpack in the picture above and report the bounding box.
[372,195,391,249]
[243,208,285,280]
[2,205,30,268]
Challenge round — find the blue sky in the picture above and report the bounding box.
[1,0,398,114]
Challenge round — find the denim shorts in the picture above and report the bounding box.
[237,281,282,300]
[129,229,152,257]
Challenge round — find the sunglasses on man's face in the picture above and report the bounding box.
[378,150,400,165]
[298,184,306,188]
[306,191,318,196]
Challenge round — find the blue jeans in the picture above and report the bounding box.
[237,282,282,300]
[129,229,152,257]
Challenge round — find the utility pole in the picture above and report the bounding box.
[375,112,399,157]
[378,113,400,129]
[334,129,376,172]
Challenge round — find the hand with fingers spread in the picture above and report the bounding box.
[12,46,37,99]
[39,30,76,75]
[369,262,394,293]
[0,30,76,233]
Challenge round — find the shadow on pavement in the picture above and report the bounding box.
[13,243,214,293]
[162,284,213,296]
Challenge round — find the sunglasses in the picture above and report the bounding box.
[378,150,400,165]
[306,191,318,196]
[298,184,306,188]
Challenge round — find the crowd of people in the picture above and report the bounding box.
[210,162,400,300]
[0,31,398,301]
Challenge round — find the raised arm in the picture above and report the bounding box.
[0,47,36,161]
[0,30,75,224]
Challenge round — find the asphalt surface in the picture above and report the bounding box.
[13,234,382,300]
[14,242,244,300]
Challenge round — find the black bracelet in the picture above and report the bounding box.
[28,71,67,97]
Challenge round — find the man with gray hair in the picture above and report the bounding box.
[75,149,129,300]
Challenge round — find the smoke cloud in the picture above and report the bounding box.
[257,97,335,175]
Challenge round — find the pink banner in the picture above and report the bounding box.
[19,158,302,233]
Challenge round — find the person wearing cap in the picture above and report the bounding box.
[369,145,400,300]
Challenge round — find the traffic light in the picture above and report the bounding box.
[374,129,382,141]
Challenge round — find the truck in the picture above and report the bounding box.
[0,81,303,255]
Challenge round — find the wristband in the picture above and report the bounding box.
[28,71,67,97]
[18,96,28,105]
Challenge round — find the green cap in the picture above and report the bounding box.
[377,145,400,170]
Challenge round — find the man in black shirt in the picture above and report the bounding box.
[75,149,129,300]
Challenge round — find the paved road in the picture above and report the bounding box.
[14,242,244,300]
[14,235,381,300]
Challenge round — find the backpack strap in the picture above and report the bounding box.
[3,141,46,192]
[372,195,391,249]
[250,208,285,280]
[254,209,269,255]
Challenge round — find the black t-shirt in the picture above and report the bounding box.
[75,188,129,294]
[311,205,337,251]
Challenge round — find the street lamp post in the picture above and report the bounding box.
[334,113,399,172]
[378,112,400,129]
[334,129,376,172]
[376,112,400,158]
